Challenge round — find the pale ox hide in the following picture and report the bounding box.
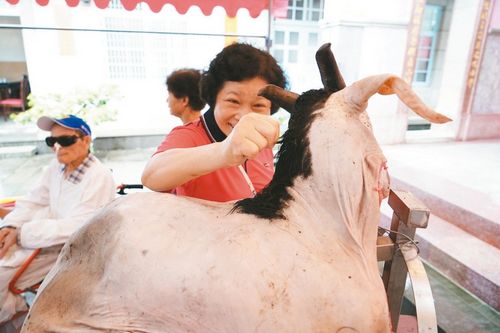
[22,44,450,333]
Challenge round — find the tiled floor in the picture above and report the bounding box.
[382,140,500,223]
[0,154,53,198]
[423,263,500,333]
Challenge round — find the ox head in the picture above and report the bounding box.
[234,43,450,222]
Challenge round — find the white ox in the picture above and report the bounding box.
[22,44,450,333]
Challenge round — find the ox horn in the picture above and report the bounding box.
[315,43,346,93]
[350,74,452,123]
[259,85,298,113]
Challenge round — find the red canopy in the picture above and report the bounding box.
[5,0,288,18]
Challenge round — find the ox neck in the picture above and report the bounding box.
[284,176,380,255]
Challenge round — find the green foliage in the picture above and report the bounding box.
[10,85,120,125]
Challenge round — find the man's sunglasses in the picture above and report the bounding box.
[45,135,82,148]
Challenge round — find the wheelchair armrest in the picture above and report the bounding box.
[116,184,144,195]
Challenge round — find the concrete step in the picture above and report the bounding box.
[0,145,37,159]
[0,119,166,151]
[0,122,38,144]
[0,135,164,153]
[417,214,500,311]
[390,168,500,249]
[381,202,500,311]
[0,119,164,154]
[382,142,500,250]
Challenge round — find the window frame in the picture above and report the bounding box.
[412,4,443,86]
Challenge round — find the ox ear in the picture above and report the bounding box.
[259,85,298,114]
[315,43,346,93]
[350,74,452,124]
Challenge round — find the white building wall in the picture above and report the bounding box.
[0,9,27,81]
[0,15,24,61]
[0,1,269,135]
[431,0,481,138]
[272,19,323,94]
[321,0,413,144]
[3,0,481,142]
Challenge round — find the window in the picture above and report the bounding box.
[275,31,285,45]
[288,50,298,63]
[413,5,443,85]
[289,32,299,45]
[286,0,324,21]
[109,0,122,9]
[272,30,300,64]
[274,49,284,63]
[105,18,146,79]
[308,32,318,47]
[109,0,141,10]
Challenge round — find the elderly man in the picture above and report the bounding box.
[0,115,115,324]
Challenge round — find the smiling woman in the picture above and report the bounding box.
[213,77,272,135]
[141,43,287,202]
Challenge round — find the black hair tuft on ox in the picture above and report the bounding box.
[232,88,331,219]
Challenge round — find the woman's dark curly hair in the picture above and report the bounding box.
[166,68,206,111]
[200,43,288,114]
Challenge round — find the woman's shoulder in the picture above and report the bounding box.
[170,118,203,134]
[155,119,210,153]
[170,119,209,143]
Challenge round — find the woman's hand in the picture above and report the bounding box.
[0,227,18,258]
[221,113,280,167]
[142,113,280,192]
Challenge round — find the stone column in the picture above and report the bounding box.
[457,0,500,140]
[430,0,485,139]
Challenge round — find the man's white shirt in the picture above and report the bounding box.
[0,154,116,267]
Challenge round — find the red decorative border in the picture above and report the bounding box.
[5,0,288,18]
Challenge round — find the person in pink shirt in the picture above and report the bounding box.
[165,68,206,125]
[142,43,287,202]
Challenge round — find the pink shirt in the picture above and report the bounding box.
[154,119,274,202]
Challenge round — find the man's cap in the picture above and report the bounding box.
[37,115,91,136]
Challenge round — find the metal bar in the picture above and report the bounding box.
[384,215,417,331]
[382,212,401,289]
[380,189,433,332]
[266,0,273,51]
[0,24,267,39]
[401,243,437,333]
[377,235,395,262]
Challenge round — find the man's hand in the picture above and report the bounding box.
[221,113,280,167]
[0,227,18,259]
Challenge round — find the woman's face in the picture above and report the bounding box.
[167,91,184,118]
[214,77,272,135]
